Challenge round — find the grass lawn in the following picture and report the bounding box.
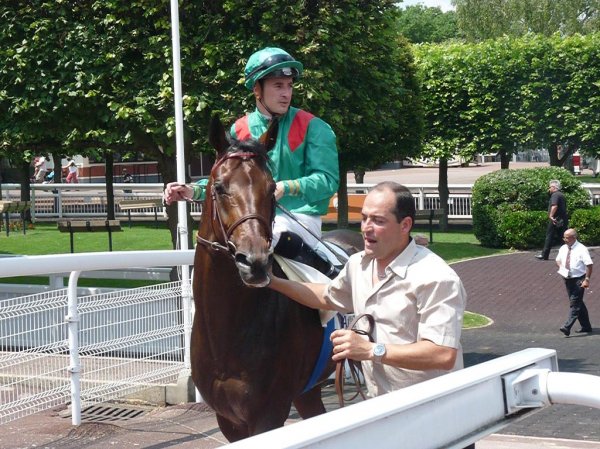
[578,174,600,183]
[0,221,173,255]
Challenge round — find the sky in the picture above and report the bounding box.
[398,0,455,12]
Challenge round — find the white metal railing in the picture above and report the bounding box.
[228,348,600,449]
[2,182,599,223]
[0,250,194,426]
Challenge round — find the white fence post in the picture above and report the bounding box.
[66,271,82,425]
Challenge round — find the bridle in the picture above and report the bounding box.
[196,151,274,258]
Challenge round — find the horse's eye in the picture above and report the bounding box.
[214,182,227,195]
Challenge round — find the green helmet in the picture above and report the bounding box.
[244,47,303,90]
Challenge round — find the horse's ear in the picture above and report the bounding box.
[209,115,228,157]
[260,119,279,152]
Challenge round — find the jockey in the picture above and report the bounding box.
[165,47,340,277]
[233,47,340,276]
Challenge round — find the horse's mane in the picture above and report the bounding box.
[226,133,272,173]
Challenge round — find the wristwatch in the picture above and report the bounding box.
[372,343,386,363]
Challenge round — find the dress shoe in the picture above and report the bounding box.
[575,328,592,333]
[559,326,570,336]
[535,254,548,260]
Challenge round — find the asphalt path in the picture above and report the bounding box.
[349,161,549,185]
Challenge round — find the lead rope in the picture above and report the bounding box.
[335,313,375,408]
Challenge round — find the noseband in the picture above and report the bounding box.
[196,152,274,257]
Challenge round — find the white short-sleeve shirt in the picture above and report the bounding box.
[324,239,467,396]
[556,240,593,278]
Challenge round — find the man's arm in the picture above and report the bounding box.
[330,331,457,371]
[267,275,336,311]
[549,204,558,221]
[583,264,593,288]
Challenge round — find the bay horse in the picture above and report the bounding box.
[191,116,362,442]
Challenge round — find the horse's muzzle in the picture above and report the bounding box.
[234,250,273,287]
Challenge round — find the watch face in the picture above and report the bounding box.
[374,344,386,357]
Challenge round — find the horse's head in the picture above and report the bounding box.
[198,115,278,287]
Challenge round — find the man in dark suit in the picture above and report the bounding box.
[536,179,568,260]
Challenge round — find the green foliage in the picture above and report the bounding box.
[396,5,460,43]
[415,33,600,169]
[472,167,591,247]
[570,207,600,245]
[454,0,600,41]
[498,210,547,249]
[472,204,504,248]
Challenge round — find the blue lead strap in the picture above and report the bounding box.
[302,318,335,393]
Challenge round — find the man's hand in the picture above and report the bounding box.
[330,329,374,362]
[163,182,193,205]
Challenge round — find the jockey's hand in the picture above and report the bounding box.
[330,329,373,362]
[163,182,193,205]
[274,181,285,200]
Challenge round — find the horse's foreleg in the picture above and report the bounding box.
[216,414,249,442]
[293,385,327,419]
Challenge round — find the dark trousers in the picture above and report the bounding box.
[541,220,567,259]
[562,276,592,331]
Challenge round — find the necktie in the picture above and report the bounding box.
[566,246,571,270]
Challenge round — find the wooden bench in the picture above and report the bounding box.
[0,200,31,236]
[323,194,366,224]
[118,198,163,228]
[57,219,122,253]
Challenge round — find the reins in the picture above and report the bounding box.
[335,313,375,408]
[276,203,348,265]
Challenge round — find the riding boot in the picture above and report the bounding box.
[295,244,341,278]
[275,231,340,279]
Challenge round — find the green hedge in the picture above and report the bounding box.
[498,211,547,249]
[570,207,600,245]
[472,167,591,248]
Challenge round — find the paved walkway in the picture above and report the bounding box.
[455,248,600,443]
[1,247,598,448]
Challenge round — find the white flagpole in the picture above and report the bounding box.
[169,0,196,399]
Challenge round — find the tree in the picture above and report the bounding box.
[453,0,600,41]
[1,1,422,234]
[397,5,461,43]
[415,33,600,179]
[415,42,477,230]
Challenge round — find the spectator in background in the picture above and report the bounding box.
[33,155,48,183]
[122,169,133,193]
[62,160,79,184]
[536,179,568,260]
[556,228,593,336]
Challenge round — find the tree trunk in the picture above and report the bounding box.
[499,149,510,169]
[20,160,32,222]
[337,170,348,229]
[105,151,115,220]
[51,151,63,183]
[548,142,561,166]
[354,168,365,184]
[438,158,449,232]
[552,143,574,169]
